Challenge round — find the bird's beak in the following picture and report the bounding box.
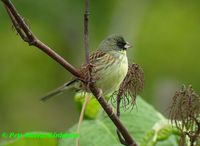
[124,42,132,49]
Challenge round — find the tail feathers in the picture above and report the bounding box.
[40,79,78,102]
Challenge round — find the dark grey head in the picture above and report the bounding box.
[98,34,132,51]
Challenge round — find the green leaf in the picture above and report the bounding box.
[59,96,180,146]
[141,121,180,146]
[74,92,110,119]
[0,97,180,146]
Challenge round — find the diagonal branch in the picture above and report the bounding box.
[4,5,28,42]
[1,0,137,146]
[89,86,137,146]
[1,0,83,80]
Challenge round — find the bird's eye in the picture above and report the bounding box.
[117,41,126,49]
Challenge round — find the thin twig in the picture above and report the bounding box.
[75,1,91,145]
[116,92,128,145]
[76,94,90,146]
[117,92,123,117]
[84,0,90,64]
[4,5,28,42]
[2,0,35,41]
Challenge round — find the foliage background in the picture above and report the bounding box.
[0,0,199,134]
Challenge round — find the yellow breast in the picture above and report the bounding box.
[95,51,128,95]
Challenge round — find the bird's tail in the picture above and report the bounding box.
[40,79,78,102]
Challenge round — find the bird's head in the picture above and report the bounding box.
[98,34,132,52]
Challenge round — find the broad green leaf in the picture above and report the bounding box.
[59,96,180,146]
[0,97,180,146]
[141,121,180,146]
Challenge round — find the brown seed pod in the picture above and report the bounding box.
[112,63,144,110]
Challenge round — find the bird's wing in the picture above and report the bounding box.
[41,51,107,102]
[89,50,107,64]
[79,50,107,74]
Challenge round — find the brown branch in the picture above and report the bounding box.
[1,0,137,145]
[76,95,90,146]
[4,5,28,42]
[1,0,83,80]
[89,86,137,146]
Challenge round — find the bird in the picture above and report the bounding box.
[41,34,132,102]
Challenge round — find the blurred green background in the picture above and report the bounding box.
[0,0,199,133]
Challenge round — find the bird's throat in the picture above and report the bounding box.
[119,50,126,55]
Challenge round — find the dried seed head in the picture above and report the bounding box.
[169,85,200,132]
[112,63,144,109]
